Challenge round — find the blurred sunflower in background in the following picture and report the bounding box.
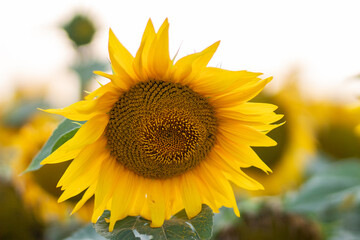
[0,87,50,181]
[244,72,315,195]
[0,88,46,148]
[12,112,93,223]
[215,204,322,240]
[0,91,48,240]
[40,18,282,231]
[310,102,360,160]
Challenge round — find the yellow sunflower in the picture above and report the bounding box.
[244,76,315,195]
[41,19,282,231]
[12,113,93,222]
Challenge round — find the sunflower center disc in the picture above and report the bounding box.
[105,80,217,179]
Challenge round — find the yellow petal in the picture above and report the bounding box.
[58,138,107,188]
[108,28,136,82]
[148,180,166,227]
[94,71,130,91]
[108,167,132,231]
[42,93,118,121]
[172,41,220,84]
[202,161,240,216]
[71,183,97,215]
[58,147,107,202]
[191,68,262,96]
[85,82,118,100]
[180,172,202,218]
[231,102,279,115]
[128,174,147,216]
[41,140,81,165]
[193,168,224,212]
[210,77,272,108]
[219,122,277,147]
[133,19,156,80]
[211,150,264,190]
[148,19,171,79]
[218,110,283,125]
[92,158,120,223]
[66,114,108,151]
[216,134,272,172]
[162,177,182,219]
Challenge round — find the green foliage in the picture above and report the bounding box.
[285,160,360,213]
[285,158,360,239]
[25,118,84,173]
[51,128,78,153]
[65,224,105,240]
[95,205,214,240]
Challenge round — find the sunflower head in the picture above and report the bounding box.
[311,103,360,159]
[63,14,96,47]
[41,19,282,231]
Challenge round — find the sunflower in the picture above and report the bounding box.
[41,19,282,230]
[244,74,315,195]
[12,113,93,222]
[310,102,360,159]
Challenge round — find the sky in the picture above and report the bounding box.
[1,0,360,105]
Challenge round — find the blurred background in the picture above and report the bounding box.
[1,0,360,239]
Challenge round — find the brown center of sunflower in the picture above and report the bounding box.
[105,80,217,179]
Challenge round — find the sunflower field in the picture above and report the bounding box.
[1,1,360,240]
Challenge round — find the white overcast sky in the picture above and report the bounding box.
[1,0,360,105]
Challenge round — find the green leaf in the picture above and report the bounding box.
[285,160,360,213]
[94,205,214,240]
[65,224,106,240]
[24,118,85,173]
[51,128,78,153]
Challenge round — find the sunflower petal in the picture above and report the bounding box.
[192,68,262,95]
[108,28,136,81]
[65,114,108,151]
[216,134,272,172]
[94,71,129,90]
[148,19,171,79]
[133,19,156,80]
[180,172,202,218]
[92,158,120,223]
[71,183,97,215]
[211,77,272,108]
[42,93,118,121]
[219,122,277,147]
[109,167,132,231]
[148,180,166,227]
[172,41,220,84]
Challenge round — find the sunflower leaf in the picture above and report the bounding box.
[51,128,79,152]
[94,205,214,240]
[65,224,106,240]
[24,118,85,173]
